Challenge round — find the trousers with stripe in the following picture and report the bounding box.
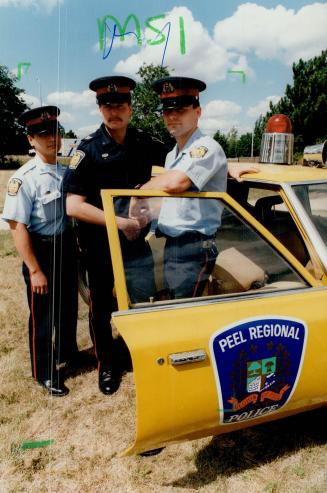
[85,230,155,367]
[161,231,218,299]
[22,231,78,382]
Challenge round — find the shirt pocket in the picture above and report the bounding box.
[39,189,62,223]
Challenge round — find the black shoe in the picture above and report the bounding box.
[139,448,165,457]
[98,364,120,395]
[38,378,69,397]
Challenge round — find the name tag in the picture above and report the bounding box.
[40,190,61,204]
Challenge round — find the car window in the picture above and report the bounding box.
[113,195,308,307]
[228,183,310,267]
[293,183,327,245]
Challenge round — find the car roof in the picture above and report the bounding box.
[236,163,327,184]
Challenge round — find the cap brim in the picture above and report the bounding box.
[161,95,198,110]
[27,121,60,135]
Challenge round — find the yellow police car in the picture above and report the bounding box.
[100,163,327,456]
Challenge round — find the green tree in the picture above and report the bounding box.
[226,127,238,158]
[130,63,173,144]
[237,132,252,157]
[64,129,77,138]
[213,129,228,154]
[0,65,28,164]
[264,50,327,152]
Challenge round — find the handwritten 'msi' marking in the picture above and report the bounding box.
[97,13,186,66]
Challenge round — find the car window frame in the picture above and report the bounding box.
[101,189,320,312]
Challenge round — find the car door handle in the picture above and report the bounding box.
[169,349,207,366]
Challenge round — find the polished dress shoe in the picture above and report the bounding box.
[98,365,120,395]
[38,378,69,397]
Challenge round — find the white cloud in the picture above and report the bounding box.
[94,31,142,53]
[47,90,94,109]
[203,100,242,118]
[0,0,62,11]
[200,99,242,135]
[114,6,230,83]
[214,2,327,65]
[247,95,281,118]
[110,3,327,84]
[59,111,74,124]
[76,124,98,139]
[19,93,40,108]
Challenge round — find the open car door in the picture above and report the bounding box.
[101,189,327,456]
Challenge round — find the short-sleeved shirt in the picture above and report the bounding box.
[158,128,227,237]
[63,123,166,244]
[2,155,66,235]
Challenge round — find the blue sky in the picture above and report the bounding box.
[0,0,326,137]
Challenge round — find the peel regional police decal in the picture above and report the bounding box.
[210,316,307,425]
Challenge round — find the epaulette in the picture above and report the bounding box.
[20,160,37,176]
[80,128,99,144]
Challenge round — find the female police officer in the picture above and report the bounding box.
[2,106,78,396]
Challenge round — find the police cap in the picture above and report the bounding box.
[152,76,206,110]
[89,76,136,105]
[18,106,61,135]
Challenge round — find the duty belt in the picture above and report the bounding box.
[156,228,216,240]
[30,231,72,244]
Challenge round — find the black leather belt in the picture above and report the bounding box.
[30,231,71,243]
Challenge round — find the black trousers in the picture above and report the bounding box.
[23,231,78,382]
[85,232,155,367]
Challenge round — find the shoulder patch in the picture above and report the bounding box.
[69,150,85,170]
[190,146,209,159]
[7,178,22,196]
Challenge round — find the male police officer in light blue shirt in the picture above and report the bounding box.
[133,76,227,299]
[2,106,78,396]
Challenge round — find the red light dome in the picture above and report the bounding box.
[265,114,292,133]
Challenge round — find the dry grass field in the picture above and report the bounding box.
[1,169,327,492]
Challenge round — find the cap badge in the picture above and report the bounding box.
[107,84,118,93]
[40,112,51,121]
[162,82,175,93]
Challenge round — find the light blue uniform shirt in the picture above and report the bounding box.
[158,128,227,237]
[2,155,66,235]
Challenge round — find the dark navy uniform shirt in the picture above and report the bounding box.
[63,123,166,246]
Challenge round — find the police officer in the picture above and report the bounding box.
[63,76,166,395]
[136,76,228,299]
[2,106,78,396]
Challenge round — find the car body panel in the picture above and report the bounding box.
[101,188,327,455]
[113,288,327,455]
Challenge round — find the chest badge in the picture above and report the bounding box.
[7,178,22,196]
[190,146,208,158]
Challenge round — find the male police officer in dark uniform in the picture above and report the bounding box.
[63,76,165,395]
[2,106,78,396]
